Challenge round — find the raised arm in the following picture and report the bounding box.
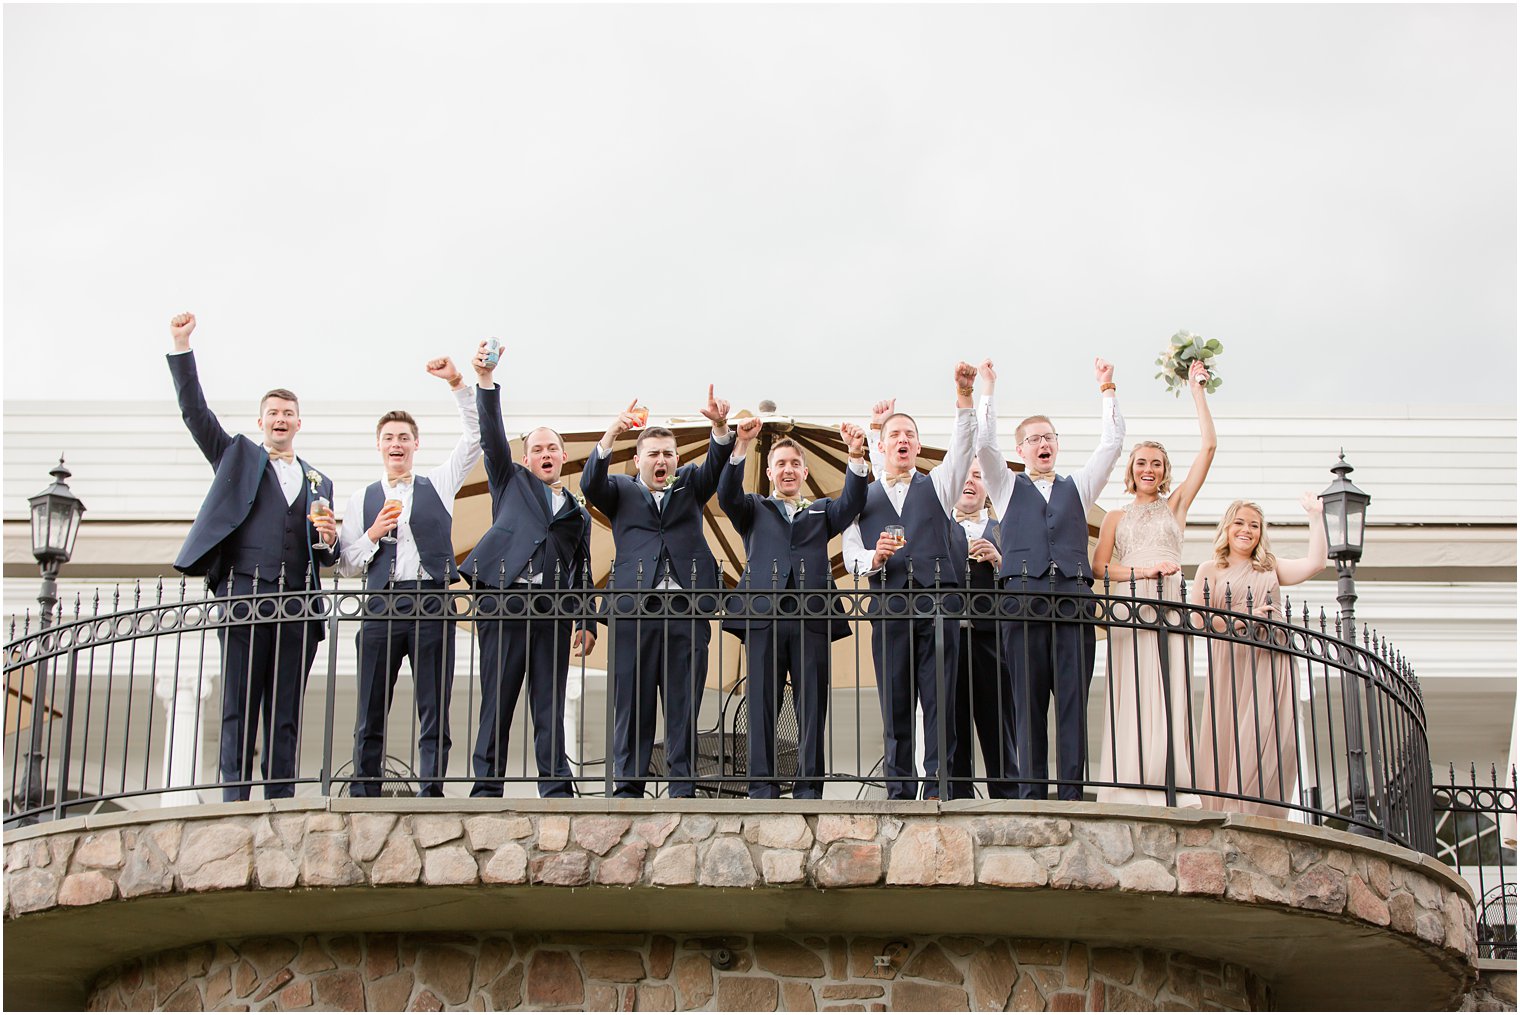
[1070,357,1126,511]
[1167,360,1217,525]
[866,398,893,478]
[825,423,870,534]
[689,384,735,501]
[426,354,482,500]
[1275,493,1330,587]
[474,374,517,501]
[931,362,979,512]
[165,312,235,466]
[974,359,1014,518]
[716,416,761,533]
[581,399,640,514]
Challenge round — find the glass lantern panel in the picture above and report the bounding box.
[1347,503,1366,553]
[30,499,51,556]
[1322,499,1346,554]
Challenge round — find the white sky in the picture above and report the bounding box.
[4,4,1515,413]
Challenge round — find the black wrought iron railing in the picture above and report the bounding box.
[3,571,1434,853]
[1433,764,1517,959]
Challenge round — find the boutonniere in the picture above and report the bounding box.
[573,492,587,508]
[797,498,812,512]
[305,469,324,496]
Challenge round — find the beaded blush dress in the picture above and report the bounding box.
[1095,498,1202,807]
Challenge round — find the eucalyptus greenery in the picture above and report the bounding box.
[1156,330,1224,397]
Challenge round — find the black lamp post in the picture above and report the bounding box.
[18,456,86,823]
[1320,450,1373,831]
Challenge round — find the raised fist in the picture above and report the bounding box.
[427,356,463,387]
[1094,358,1114,384]
[169,312,196,348]
[736,416,763,441]
[978,359,997,385]
[870,398,896,429]
[840,422,866,458]
[954,361,977,390]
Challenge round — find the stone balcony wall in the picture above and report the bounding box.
[85,931,1268,1012]
[3,801,1479,1010]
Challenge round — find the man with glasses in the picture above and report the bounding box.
[977,358,1125,799]
[581,389,733,798]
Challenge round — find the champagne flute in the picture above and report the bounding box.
[380,498,403,545]
[308,497,333,550]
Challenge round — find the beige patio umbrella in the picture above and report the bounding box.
[447,411,1104,690]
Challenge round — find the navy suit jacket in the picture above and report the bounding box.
[717,456,867,640]
[168,351,335,590]
[580,432,727,590]
[459,385,594,600]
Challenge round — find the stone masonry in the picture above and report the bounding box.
[86,931,1269,1011]
[5,806,1479,1009]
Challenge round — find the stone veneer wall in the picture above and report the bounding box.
[6,810,1476,958]
[86,931,1269,1011]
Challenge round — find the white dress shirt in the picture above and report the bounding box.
[263,453,303,505]
[336,384,483,581]
[978,393,1125,523]
[842,405,976,577]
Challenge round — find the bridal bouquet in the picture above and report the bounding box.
[1155,330,1223,397]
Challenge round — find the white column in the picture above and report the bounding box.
[155,667,212,807]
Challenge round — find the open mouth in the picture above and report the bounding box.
[653,467,669,487]
[961,483,976,498]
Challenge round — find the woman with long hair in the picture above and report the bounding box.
[1188,495,1327,817]
[1091,360,1215,806]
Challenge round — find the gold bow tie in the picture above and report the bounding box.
[548,480,565,494]
[883,472,915,488]
[1024,471,1055,484]
[954,509,983,524]
[388,472,414,487]
[266,447,294,464]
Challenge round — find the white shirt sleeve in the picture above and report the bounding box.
[846,456,868,477]
[929,406,976,512]
[977,394,1015,520]
[842,521,877,577]
[336,487,377,578]
[1069,394,1126,515]
[426,384,484,509]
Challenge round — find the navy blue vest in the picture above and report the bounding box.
[222,466,313,587]
[857,475,965,588]
[361,478,458,588]
[998,474,1089,582]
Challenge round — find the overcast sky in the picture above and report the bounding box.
[4,4,1515,413]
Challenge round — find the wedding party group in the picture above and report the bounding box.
[164,312,1325,814]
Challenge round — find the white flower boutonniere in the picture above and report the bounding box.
[305,469,324,497]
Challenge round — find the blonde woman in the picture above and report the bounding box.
[1091,361,1215,806]
[1188,495,1328,817]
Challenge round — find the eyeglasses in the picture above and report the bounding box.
[1020,433,1059,447]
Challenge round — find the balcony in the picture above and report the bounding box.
[2,582,1501,1010]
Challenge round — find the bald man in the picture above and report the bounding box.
[460,341,596,798]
